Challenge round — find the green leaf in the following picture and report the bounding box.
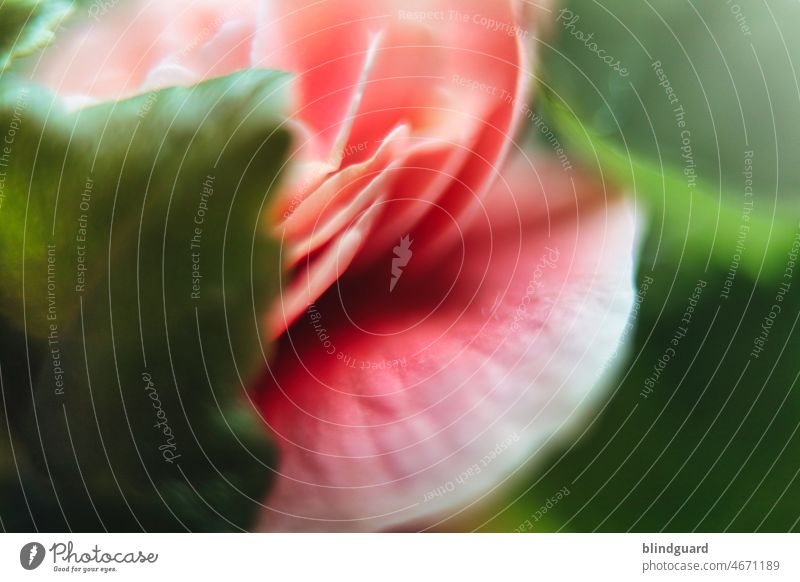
[538,91,800,281]
[536,0,800,280]
[0,70,292,531]
[0,0,72,71]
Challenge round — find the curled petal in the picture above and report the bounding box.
[255,151,639,531]
[263,0,536,332]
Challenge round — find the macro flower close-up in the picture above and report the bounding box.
[2,0,800,559]
[0,0,636,532]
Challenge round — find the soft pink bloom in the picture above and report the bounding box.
[39,0,637,531]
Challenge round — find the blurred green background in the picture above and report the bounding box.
[476,0,800,532]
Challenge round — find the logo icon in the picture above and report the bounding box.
[20,542,45,570]
[390,235,413,292]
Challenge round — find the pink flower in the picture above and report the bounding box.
[39,0,637,531]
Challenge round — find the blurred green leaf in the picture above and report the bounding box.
[539,91,798,281]
[0,0,72,71]
[0,70,291,531]
[536,0,800,279]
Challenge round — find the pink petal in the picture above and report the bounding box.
[262,0,535,333]
[37,0,258,104]
[254,151,639,531]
